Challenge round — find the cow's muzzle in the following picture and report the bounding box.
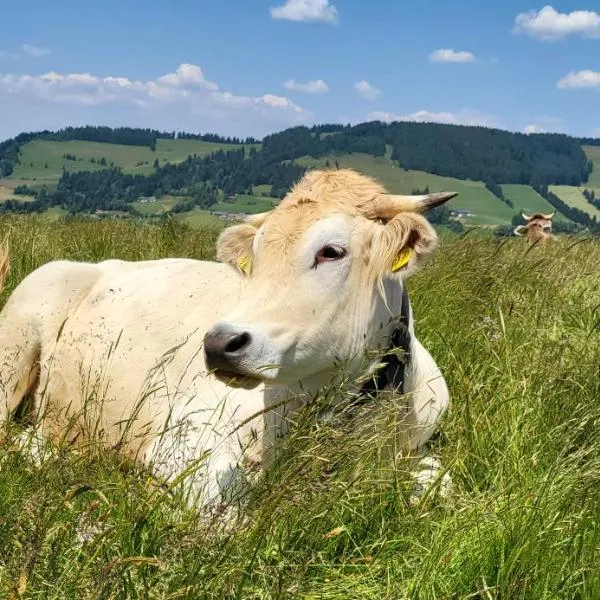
[204,323,278,388]
[204,328,252,371]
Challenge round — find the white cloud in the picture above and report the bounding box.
[523,116,564,134]
[369,109,495,127]
[0,63,312,139]
[355,80,381,100]
[524,124,544,134]
[429,48,475,63]
[22,44,51,57]
[557,70,600,89]
[156,63,218,90]
[270,0,338,23]
[283,79,328,94]
[514,5,600,40]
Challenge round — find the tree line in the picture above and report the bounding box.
[22,147,305,214]
[535,185,600,232]
[484,180,514,208]
[583,188,600,211]
[1,122,599,216]
[0,126,252,176]
[2,122,597,183]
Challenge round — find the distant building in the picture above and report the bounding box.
[451,209,474,220]
[211,211,245,222]
[138,196,157,203]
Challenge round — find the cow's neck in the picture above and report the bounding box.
[354,282,412,401]
[262,281,413,412]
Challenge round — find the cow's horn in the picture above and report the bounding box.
[372,191,457,219]
[521,211,533,221]
[513,225,527,236]
[412,191,458,211]
[541,211,555,220]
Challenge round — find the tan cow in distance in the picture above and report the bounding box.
[513,211,555,243]
[0,169,456,512]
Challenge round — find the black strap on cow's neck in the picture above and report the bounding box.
[355,285,412,403]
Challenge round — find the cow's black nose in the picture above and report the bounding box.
[223,332,251,354]
[204,327,253,372]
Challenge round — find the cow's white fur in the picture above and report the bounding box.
[0,169,453,510]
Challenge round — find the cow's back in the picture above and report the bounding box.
[38,258,249,453]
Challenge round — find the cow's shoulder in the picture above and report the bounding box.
[92,258,235,290]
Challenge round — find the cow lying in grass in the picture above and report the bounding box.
[0,169,455,511]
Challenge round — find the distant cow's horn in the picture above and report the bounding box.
[371,191,458,219]
[521,211,533,221]
[513,225,527,237]
[541,211,555,220]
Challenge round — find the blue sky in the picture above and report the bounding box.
[1,0,600,141]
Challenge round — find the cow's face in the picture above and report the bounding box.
[204,169,455,388]
[514,211,554,241]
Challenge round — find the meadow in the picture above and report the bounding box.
[1,216,600,598]
[550,186,600,220]
[3,138,600,230]
[10,138,258,181]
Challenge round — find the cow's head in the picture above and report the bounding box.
[204,169,455,389]
[513,211,554,242]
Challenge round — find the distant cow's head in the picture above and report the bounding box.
[513,211,555,244]
[204,169,455,388]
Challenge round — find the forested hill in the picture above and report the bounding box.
[0,122,598,227]
[1,122,594,185]
[263,123,593,186]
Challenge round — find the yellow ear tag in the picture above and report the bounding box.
[391,248,412,272]
[237,255,251,275]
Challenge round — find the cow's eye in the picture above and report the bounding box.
[314,245,347,267]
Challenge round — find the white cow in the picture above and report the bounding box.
[0,169,455,509]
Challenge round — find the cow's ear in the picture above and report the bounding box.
[367,213,438,279]
[216,210,272,276]
[216,223,258,276]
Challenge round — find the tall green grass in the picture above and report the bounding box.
[1,216,600,598]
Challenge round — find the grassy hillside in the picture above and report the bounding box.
[550,185,600,219]
[1,217,599,597]
[583,145,600,188]
[212,194,278,215]
[0,184,34,202]
[130,195,182,216]
[4,132,600,229]
[131,194,278,218]
[10,138,255,181]
[501,184,571,222]
[176,208,228,229]
[298,154,515,225]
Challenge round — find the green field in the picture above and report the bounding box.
[298,154,516,225]
[0,179,37,202]
[583,145,600,188]
[1,217,600,597]
[0,187,34,202]
[10,138,257,181]
[176,208,227,229]
[501,184,571,222]
[212,194,278,214]
[550,185,600,219]
[41,206,68,220]
[131,194,278,218]
[7,138,600,228]
[252,184,273,196]
[130,195,183,216]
